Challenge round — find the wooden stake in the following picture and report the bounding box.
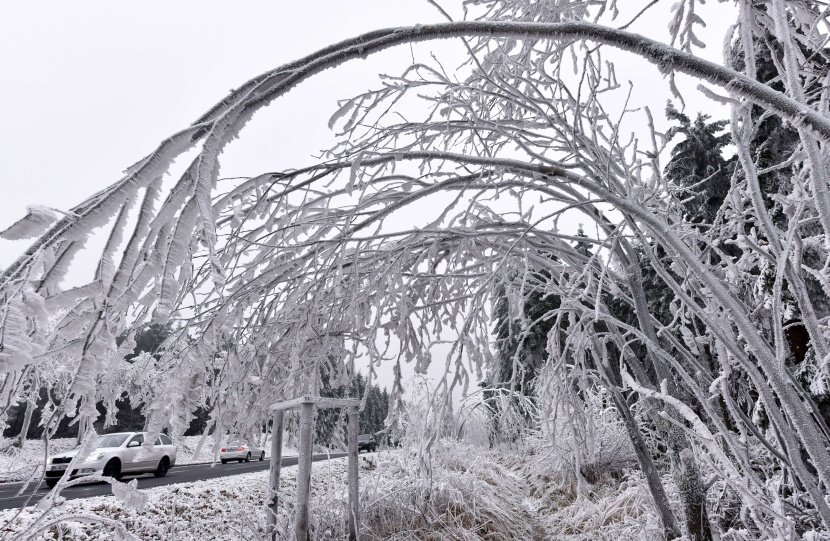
[347,405,360,541]
[266,410,284,541]
[295,402,315,541]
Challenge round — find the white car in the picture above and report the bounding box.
[45,432,177,488]
[219,441,265,464]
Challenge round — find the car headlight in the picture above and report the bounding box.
[85,453,107,462]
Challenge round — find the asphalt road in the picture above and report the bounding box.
[0,453,346,511]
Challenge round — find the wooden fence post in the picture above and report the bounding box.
[266,409,284,541]
[295,402,315,541]
[347,405,360,541]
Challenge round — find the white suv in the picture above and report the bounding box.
[45,432,177,487]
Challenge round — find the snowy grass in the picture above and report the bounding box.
[0,436,298,484]
[349,441,542,540]
[504,442,830,541]
[0,442,548,540]
[13,436,827,540]
[0,460,298,540]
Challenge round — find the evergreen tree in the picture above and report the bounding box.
[664,104,736,226]
[486,250,565,445]
[314,370,388,447]
[103,323,174,433]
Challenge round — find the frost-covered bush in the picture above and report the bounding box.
[534,382,637,498]
[352,441,537,541]
[294,440,537,540]
[512,437,672,540]
[541,470,671,541]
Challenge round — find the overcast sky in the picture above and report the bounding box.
[0,2,736,398]
[0,1,735,268]
[0,0,452,268]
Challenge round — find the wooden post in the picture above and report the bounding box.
[347,405,360,541]
[266,410,284,541]
[295,402,315,541]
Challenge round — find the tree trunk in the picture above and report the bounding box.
[676,448,712,541]
[626,267,714,541]
[615,392,681,538]
[12,400,34,449]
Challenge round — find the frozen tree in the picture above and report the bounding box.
[664,104,736,225]
[4,1,830,539]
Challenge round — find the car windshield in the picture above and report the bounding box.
[96,434,130,448]
[227,441,244,447]
[358,435,372,442]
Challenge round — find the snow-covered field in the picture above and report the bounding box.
[0,436,703,541]
[0,454,341,540]
[9,437,818,540]
[0,436,298,484]
[0,441,555,540]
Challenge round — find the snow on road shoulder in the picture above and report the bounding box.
[0,439,78,483]
[0,454,344,540]
[0,442,549,540]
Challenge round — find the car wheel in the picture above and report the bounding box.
[244,452,251,463]
[102,459,121,481]
[221,459,227,464]
[259,451,265,461]
[153,457,170,478]
[45,479,58,488]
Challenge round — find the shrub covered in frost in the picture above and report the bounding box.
[305,440,539,540]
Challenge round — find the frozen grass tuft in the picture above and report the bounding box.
[362,444,537,540]
[541,470,666,540]
[304,440,542,540]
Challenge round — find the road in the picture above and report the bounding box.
[0,453,345,511]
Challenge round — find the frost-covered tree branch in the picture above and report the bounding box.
[3,1,830,539]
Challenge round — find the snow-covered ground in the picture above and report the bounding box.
[8,437,804,540]
[0,454,343,540]
[0,436,688,540]
[0,436,298,484]
[0,442,554,540]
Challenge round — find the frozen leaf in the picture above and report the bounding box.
[0,205,69,240]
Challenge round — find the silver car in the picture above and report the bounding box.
[219,441,265,464]
[45,432,177,488]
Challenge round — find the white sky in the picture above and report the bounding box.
[0,1,736,398]
[0,0,452,267]
[0,1,736,267]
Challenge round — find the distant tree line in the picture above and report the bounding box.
[5,323,389,448]
[314,369,389,447]
[3,324,210,441]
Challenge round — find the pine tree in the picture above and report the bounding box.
[486,250,564,445]
[106,323,173,433]
[664,104,736,226]
[314,370,388,447]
